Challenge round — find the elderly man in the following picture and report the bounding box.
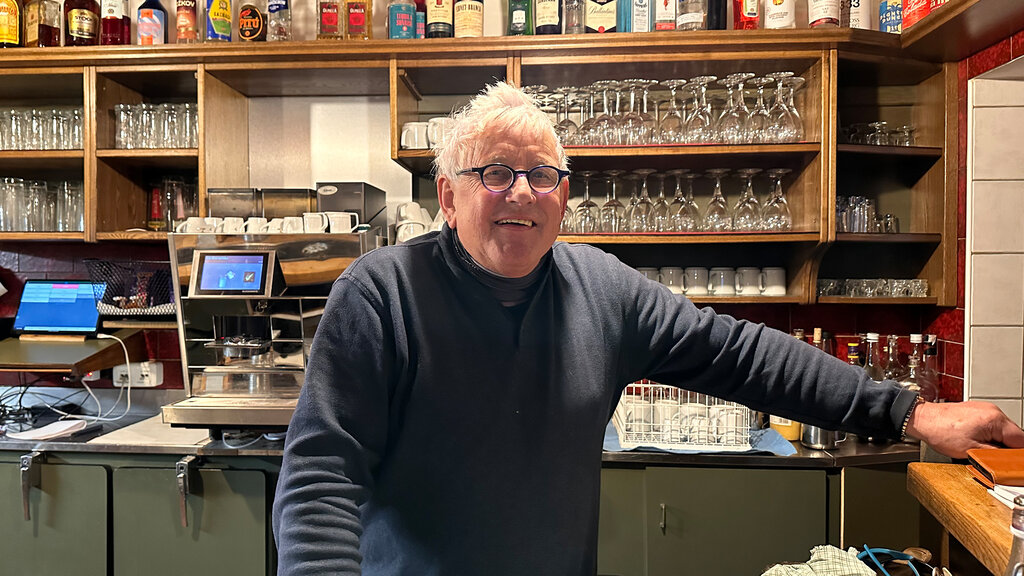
[272,82,1024,575]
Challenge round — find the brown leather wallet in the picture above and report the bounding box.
[966,448,1024,486]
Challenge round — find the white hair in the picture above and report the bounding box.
[432,81,568,183]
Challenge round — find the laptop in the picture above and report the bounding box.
[12,280,104,337]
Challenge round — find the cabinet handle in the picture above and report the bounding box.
[659,503,667,534]
[20,451,44,521]
[175,455,202,528]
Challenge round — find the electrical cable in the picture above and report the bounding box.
[47,333,134,423]
[221,431,265,449]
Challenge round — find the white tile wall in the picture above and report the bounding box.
[968,253,1024,325]
[987,399,1023,427]
[972,79,1024,107]
[968,327,1024,398]
[972,107,1024,181]
[972,181,1024,253]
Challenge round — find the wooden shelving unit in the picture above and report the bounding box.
[688,295,803,304]
[834,233,942,243]
[817,297,939,305]
[96,231,169,241]
[559,232,820,244]
[0,232,86,241]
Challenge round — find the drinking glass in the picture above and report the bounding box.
[659,79,687,144]
[600,170,627,232]
[0,109,9,150]
[639,80,658,140]
[136,103,157,149]
[628,168,657,232]
[744,77,773,144]
[685,75,717,144]
[672,170,703,232]
[183,102,199,148]
[620,79,649,145]
[761,168,793,231]
[114,104,133,149]
[731,168,762,231]
[574,171,600,233]
[6,109,24,150]
[25,180,48,231]
[575,87,598,146]
[891,125,915,146]
[70,107,84,149]
[553,87,579,144]
[27,109,45,150]
[783,76,805,142]
[766,71,798,143]
[866,121,889,146]
[703,168,732,231]
[593,80,620,146]
[650,172,671,231]
[0,177,25,231]
[161,103,180,148]
[715,74,751,145]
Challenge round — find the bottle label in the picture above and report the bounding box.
[535,0,558,27]
[69,8,99,39]
[849,0,871,28]
[769,416,793,426]
[585,0,615,32]
[427,0,452,25]
[101,0,125,19]
[630,0,649,32]
[319,1,339,34]
[268,0,286,13]
[415,10,424,36]
[742,0,757,17]
[0,0,18,44]
[675,10,702,27]
[138,8,166,44]
[238,4,266,40]
[808,0,839,26]
[25,1,39,44]
[207,0,232,39]
[388,2,415,38]
[653,0,673,29]
[511,8,525,25]
[765,0,794,28]
[176,0,198,40]
[879,0,901,32]
[346,1,367,36]
[453,0,482,37]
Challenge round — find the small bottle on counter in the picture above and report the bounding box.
[883,334,906,382]
[846,342,860,366]
[864,332,885,381]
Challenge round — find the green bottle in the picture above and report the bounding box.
[507,0,532,34]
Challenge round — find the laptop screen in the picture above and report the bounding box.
[13,281,103,335]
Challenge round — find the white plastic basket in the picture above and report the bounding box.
[611,381,754,452]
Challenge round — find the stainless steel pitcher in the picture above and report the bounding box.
[800,425,847,450]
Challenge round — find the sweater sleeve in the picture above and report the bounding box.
[621,273,915,439]
[273,276,393,574]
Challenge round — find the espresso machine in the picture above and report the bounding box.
[161,231,378,432]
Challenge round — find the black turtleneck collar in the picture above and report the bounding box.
[448,224,551,307]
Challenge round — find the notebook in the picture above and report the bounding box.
[11,280,104,337]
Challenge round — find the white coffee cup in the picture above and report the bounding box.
[708,267,736,296]
[762,267,787,296]
[659,267,684,294]
[266,218,285,233]
[636,267,660,282]
[396,202,424,225]
[400,121,429,150]
[396,221,427,243]
[427,117,454,148]
[682,267,709,296]
[303,212,329,233]
[735,267,766,296]
[653,399,680,435]
[282,216,304,233]
[216,216,245,233]
[709,405,748,444]
[175,216,220,233]
[326,211,360,233]
[244,217,269,233]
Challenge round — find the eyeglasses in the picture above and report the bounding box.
[457,163,571,194]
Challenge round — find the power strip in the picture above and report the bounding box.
[112,361,164,388]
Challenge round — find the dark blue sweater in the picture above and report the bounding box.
[273,224,916,575]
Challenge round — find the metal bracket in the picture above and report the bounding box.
[20,451,44,521]
[175,455,202,528]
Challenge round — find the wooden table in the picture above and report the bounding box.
[907,462,1012,574]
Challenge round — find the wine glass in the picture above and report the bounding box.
[761,168,793,231]
[783,76,805,142]
[732,168,762,231]
[574,171,600,233]
[703,168,732,232]
[744,77,773,144]
[650,172,671,231]
[593,80,620,146]
[666,168,688,230]
[685,75,717,144]
[628,168,656,232]
[620,79,649,145]
[553,86,579,144]
[679,172,704,231]
[560,197,577,233]
[600,170,627,232]
[639,80,658,143]
[575,86,598,146]
[715,73,752,145]
[766,71,798,143]
[659,79,687,144]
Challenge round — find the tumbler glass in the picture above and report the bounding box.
[114,104,134,149]
[136,103,157,149]
[161,103,180,148]
[25,180,48,232]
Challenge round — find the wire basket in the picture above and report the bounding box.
[83,259,176,316]
[611,381,754,452]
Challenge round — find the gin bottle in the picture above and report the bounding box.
[267,0,290,40]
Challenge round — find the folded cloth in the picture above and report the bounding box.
[602,421,798,457]
[762,545,875,576]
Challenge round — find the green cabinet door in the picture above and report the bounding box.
[0,460,108,574]
[645,467,827,576]
[598,467,646,576]
[113,467,268,575]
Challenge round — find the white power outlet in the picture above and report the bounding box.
[112,361,164,388]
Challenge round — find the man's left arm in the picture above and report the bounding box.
[905,400,1024,458]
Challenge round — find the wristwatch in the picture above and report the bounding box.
[900,395,925,441]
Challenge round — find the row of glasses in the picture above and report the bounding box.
[841,122,916,146]
[0,178,84,232]
[113,102,198,149]
[533,73,806,147]
[560,168,794,234]
[836,196,900,233]
[817,278,929,298]
[0,107,84,151]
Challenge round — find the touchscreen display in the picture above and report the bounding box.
[13,281,102,334]
[196,253,268,294]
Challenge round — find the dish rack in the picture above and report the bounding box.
[83,259,176,316]
[611,381,755,452]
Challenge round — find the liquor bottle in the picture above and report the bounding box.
[629,0,650,31]
[732,0,757,28]
[584,0,615,32]
[426,0,452,36]
[137,0,167,43]
[387,0,416,38]
[344,0,370,39]
[864,332,885,381]
[807,0,838,27]
[563,0,583,32]
[706,0,725,28]
[879,0,900,31]
[205,0,231,39]
[267,0,290,40]
[148,186,167,231]
[653,0,674,30]
[453,0,481,36]
[812,327,823,350]
[675,0,706,30]
[64,0,100,45]
[176,0,199,41]
[24,0,61,46]
[100,0,128,44]
[0,0,22,47]
[615,0,629,31]
[507,0,531,34]
[902,0,928,29]
[883,334,906,382]
[848,0,872,28]
[316,0,342,39]
[536,0,562,33]
[763,0,795,28]
[415,10,424,35]
[237,0,267,40]
[846,342,860,366]
[917,337,939,402]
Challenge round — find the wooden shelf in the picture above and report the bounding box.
[689,295,802,304]
[558,232,820,244]
[0,328,145,376]
[816,296,938,305]
[96,148,198,158]
[835,233,942,243]
[0,232,85,241]
[901,0,1024,62]
[101,319,178,330]
[836,144,942,157]
[96,231,169,241]
[0,149,85,171]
